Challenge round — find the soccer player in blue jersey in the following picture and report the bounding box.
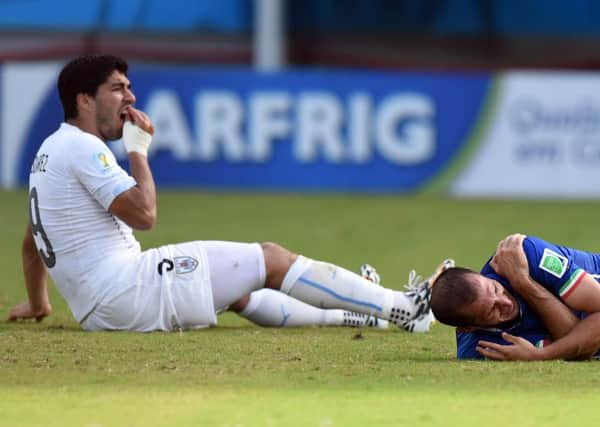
[430,233,600,361]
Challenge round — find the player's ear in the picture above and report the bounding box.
[76,93,94,113]
[456,326,477,333]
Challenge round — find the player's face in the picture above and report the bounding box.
[94,70,136,141]
[463,275,519,327]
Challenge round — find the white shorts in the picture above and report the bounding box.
[81,241,265,332]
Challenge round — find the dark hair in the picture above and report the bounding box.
[58,54,128,120]
[430,267,479,327]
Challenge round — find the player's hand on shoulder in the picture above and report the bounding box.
[7,300,52,323]
[490,233,530,287]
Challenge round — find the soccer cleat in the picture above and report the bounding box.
[402,309,435,333]
[360,263,381,286]
[341,263,389,329]
[390,259,455,331]
[342,311,389,328]
[426,258,456,289]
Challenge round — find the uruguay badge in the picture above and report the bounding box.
[174,256,198,274]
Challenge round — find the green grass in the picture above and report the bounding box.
[2,189,600,426]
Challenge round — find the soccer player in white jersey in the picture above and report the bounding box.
[9,55,448,332]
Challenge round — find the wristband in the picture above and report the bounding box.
[123,121,152,156]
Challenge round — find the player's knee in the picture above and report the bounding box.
[228,294,251,313]
[260,242,297,289]
[260,241,294,261]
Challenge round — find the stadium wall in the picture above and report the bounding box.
[2,63,600,198]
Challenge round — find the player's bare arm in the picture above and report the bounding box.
[490,233,578,340]
[486,233,600,360]
[8,224,52,322]
[109,106,157,230]
[537,269,600,360]
[479,285,600,361]
[478,312,600,361]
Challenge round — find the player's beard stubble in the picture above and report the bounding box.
[95,107,124,142]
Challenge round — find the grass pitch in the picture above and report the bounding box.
[1,189,600,426]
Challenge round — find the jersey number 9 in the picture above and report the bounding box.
[29,187,56,268]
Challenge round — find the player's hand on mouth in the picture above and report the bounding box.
[123,106,154,135]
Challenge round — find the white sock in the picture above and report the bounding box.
[238,289,344,327]
[280,256,417,323]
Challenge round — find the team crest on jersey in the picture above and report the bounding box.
[174,256,198,274]
[539,248,568,278]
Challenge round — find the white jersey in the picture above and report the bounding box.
[29,123,140,321]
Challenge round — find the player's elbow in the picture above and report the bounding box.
[110,205,156,230]
[135,208,157,230]
[564,343,599,361]
[565,352,595,361]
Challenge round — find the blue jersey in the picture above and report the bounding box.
[456,236,600,359]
